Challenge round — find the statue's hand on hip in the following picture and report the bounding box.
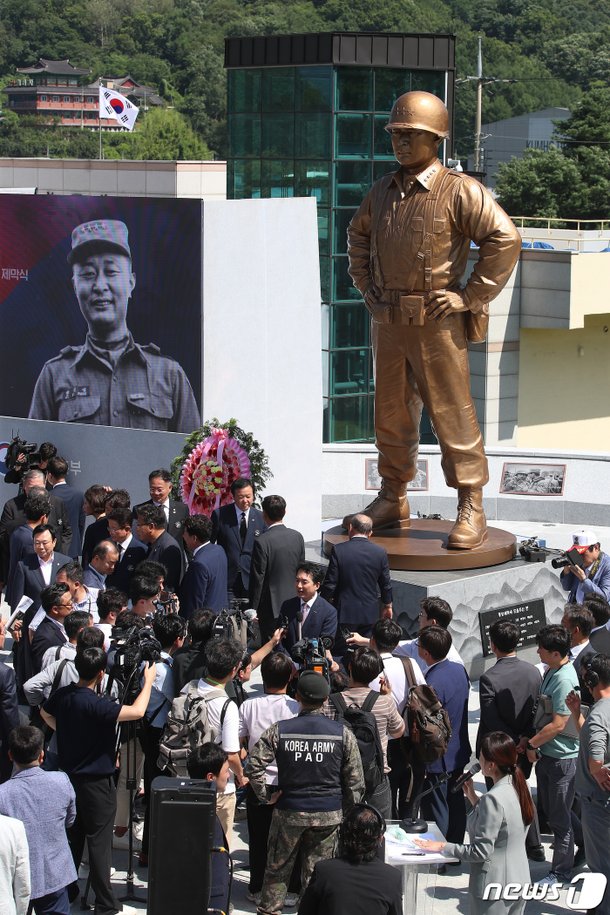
[426,289,468,321]
[364,283,392,324]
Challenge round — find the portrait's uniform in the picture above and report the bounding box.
[29,333,201,432]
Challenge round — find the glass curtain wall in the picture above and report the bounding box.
[227,65,445,443]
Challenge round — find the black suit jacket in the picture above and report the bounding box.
[11,551,72,612]
[322,536,393,629]
[178,544,228,618]
[106,536,148,594]
[133,499,189,546]
[211,504,267,592]
[299,856,403,915]
[0,491,72,559]
[30,616,68,675]
[476,655,542,754]
[249,524,305,636]
[572,641,597,705]
[146,530,185,592]
[51,482,85,558]
[81,517,109,569]
[280,595,338,654]
[0,662,20,781]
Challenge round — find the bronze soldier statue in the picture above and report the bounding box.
[345,91,521,549]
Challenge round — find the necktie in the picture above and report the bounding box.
[240,511,247,545]
[155,502,169,523]
[117,544,123,562]
[301,601,309,624]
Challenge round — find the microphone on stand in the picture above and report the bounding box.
[400,763,482,833]
[450,763,481,794]
[297,610,303,642]
[400,770,452,834]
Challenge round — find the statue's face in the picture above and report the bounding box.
[389,128,439,171]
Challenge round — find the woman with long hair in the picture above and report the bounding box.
[415,731,535,913]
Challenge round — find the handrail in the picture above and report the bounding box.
[512,216,610,232]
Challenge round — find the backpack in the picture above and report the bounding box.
[329,691,384,795]
[397,656,452,764]
[157,683,230,777]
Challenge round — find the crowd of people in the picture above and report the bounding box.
[0,452,609,915]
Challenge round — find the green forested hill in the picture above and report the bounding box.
[0,0,608,158]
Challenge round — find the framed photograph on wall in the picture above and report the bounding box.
[365,458,428,491]
[499,462,566,496]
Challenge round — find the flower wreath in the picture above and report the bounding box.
[171,418,272,517]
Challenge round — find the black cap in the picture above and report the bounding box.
[297,670,330,702]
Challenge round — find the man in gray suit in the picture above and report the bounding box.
[477,619,544,861]
[249,495,305,642]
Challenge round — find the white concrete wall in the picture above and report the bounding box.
[321,443,610,527]
[202,197,323,540]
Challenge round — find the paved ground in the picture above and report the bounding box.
[83,676,588,914]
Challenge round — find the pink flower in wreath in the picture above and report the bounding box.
[180,428,251,516]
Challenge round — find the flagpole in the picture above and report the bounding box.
[98,83,103,160]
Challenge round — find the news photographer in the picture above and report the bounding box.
[172,606,284,699]
[566,653,610,914]
[3,438,57,486]
[138,613,186,867]
[129,574,161,620]
[172,608,217,694]
[40,646,156,915]
[556,529,610,604]
[322,646,404,819]
[238,652,300,906]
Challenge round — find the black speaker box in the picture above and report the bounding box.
[148,776,216,915]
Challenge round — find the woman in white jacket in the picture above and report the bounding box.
[416,731,535,914]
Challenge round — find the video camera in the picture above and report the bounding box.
[108,622,162,703]
[518,537,549,563]
[551,547,586,570]
[213,600,257,646]
[290,637,333,682]
[154,590,179,615]
[5,435,39,473]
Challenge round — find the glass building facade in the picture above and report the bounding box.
[226,33,454,443]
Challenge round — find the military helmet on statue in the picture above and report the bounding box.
[385,91,449,139]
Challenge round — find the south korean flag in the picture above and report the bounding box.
[99,87,139,131]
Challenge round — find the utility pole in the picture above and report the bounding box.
[475,37,483,171]
[456,35,516,174]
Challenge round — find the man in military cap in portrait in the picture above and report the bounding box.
[344,92,521,549]
[29,219,201,432]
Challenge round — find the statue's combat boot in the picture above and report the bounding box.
[447,487,487,549]
[342,481,411,532]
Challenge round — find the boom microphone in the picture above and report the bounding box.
[450,762,481,793]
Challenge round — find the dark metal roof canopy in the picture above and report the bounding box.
[224,31,455,71]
